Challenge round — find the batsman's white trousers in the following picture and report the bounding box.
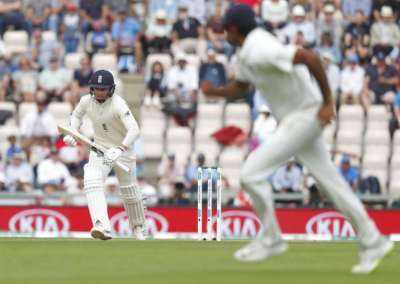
[84,151,146,231]
[240,106,380,247]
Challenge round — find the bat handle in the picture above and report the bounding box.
[115,160,130,173]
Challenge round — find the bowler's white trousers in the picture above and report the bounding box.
[240,107,380,247]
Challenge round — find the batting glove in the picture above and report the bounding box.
[104,147,124,166]
[63,135,77,147]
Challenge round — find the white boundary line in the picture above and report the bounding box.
[1,232,399,241]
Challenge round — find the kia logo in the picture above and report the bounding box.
[9,209,70,233]
[306,212,355,237]
[213,210,262,239]
[110,210,169,236]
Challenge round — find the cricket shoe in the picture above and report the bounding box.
[351,236,394,274]
[234,238,288,262]
[133,226,147,240]
[90,221,112,240]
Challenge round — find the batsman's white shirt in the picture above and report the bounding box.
[236,28,322,120]
[71,94,140,157]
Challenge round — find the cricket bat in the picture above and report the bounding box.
[57,125,130,173]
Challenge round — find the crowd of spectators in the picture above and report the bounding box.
[0,0,399,208]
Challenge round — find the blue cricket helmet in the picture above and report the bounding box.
[89,69,116,96]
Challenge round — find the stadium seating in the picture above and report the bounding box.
[92,54,118,73]
[64,53,85,70]
[165,126,192,163]
[224,103,252,133]
[3,31,29,54]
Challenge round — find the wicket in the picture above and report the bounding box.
[197,167,222,241]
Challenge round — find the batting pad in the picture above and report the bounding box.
[84,164,111,231]
[120,185,146,228]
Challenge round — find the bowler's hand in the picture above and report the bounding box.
[317,102,336,128]
[200,80,217,96]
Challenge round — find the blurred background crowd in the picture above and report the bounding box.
[0,0,400,209]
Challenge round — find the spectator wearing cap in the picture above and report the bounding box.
[23,0,53,31]
[342,0,373,19]
[261,0,288,29]
[372,0,399,22]
[362,51,399,107]
[111,8,142,73]
[282,5,315,47]
[145,9,172,54]
[316,4,343,51]
[157,153,184,202]
[339,155,359,192]
[199,49,226,87]
[20,94,58,147]
[37,147,73,193]
[251,104,277,150]
[11,56,39,102]
[86,19,113,56]
[171,4,206,58]
[0,0,29,36]
[370,6,400,57]
[321,52,340,100]
[5,151,34,192]
[163,53,198,126]
[272,159,303,193]
[79,0,107,35]
[70,56,94,106]
[146,0,179,22]
[340,53,366,105]
[61,2,80,53]
[39,56,72,101]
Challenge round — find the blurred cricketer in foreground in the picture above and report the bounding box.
[63,70,147,240]
[201,4,393,274]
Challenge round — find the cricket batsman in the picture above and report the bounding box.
[201,4,393,273]
[63,70,147,240]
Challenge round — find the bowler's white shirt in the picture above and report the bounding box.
[340,65,365,96]
[236,28,322,120]
[71,95,140,154]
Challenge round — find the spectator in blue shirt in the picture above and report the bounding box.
[389,73,400,137]
[339,155,359,191]
[111,8,142,72]
[6,135,22,161]
[199,49,226,87]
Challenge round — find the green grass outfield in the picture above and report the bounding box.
[0,239,399,284]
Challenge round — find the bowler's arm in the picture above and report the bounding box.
[201,80,250,100]
[293,49,333,105]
